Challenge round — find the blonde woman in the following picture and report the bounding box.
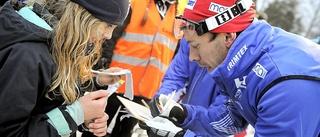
[0,0,129,136]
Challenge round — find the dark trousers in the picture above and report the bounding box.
[81,93,150,137]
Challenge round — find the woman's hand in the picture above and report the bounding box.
[93,67,124,85]
[78,90,109,120]
[84,113,109,136]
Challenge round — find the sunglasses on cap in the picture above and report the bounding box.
[174,15,209,38]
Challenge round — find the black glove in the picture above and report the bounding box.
[138,120,159,137]
[139,116,186,137]
[138,120,149,130]
[148,94,188,124]
[148,96,161,117]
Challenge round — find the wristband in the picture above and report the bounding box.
[81,123,90,131]
[95,76,104,86]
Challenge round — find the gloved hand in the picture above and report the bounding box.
[138,120,163,137]
[140,116,186,137]
[148,94,167,117]
[148,93,187,124]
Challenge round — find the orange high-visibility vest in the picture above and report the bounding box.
[110,0,179,98]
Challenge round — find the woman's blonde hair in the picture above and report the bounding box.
[37,0,103,103]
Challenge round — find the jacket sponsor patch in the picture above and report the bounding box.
[252,62,268,78]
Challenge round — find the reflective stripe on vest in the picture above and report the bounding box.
[112,53,169,73]
[121,32,177,51]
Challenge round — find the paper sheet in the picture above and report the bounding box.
[117,96,153,122]
[91,69,130,75]
[123,71,133,100]
[92,69,134,100]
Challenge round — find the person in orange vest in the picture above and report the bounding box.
[81,0,184,137]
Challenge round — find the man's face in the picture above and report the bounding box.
[185,31,230,72]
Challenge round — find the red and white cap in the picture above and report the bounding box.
[182,0,256,33]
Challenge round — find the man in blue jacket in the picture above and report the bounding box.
[144,0,320,136]
[143,38,248,136]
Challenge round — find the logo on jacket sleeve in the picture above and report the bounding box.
[252,63,268,79]
[234,76,246,100]
[234,76,247,110]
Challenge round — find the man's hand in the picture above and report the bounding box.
[78,90,109,120]
[149,94,187,124]
[141,116,186,137]
[84,113,109,136]
[148,95,162,117]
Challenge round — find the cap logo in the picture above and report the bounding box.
[186,0,197,10]
[209,2,229,13]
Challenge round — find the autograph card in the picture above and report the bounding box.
[91,69,130,75]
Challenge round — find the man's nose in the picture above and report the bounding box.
[189,51,200,62]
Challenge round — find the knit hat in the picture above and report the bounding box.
[70,0,130,26]
[182,0,256,33]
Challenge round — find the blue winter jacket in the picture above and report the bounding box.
[156,38,247,136]
[210,19,320,136]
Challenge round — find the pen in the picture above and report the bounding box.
[141,99,150,109]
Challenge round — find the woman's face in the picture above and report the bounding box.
[90,22,117,43]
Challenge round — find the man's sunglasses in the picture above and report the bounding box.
[174,15,209,39]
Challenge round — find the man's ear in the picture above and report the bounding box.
[225,32,236,49]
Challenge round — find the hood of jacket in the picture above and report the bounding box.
[0,2,52,51]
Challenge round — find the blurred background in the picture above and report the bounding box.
[254,0,320,39]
